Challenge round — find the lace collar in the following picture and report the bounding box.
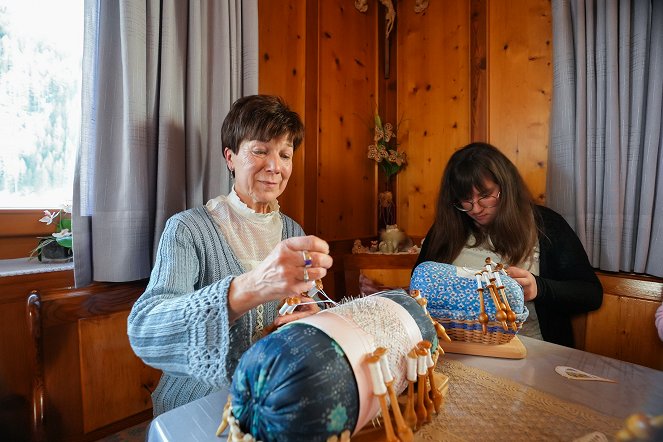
[207,187,281,224]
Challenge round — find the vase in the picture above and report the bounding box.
[378,190,396,229]
[38,239,73,263]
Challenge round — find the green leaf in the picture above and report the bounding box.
[61,218,72,231]
[56,237,73,248]
[380,161,400,178]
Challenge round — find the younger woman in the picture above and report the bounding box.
[415,142,602,347]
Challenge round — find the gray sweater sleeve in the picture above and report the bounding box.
[127,212,238,387]
[127,207,306,391]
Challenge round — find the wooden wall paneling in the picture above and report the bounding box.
[583,273,663,370]
[79,311,157,433]
[396,1,472,236]
[470,0,489,142]
[303,0,320,236]
[317,0,379,241]
[258,0,308,228]
[585,294,663,370]
[488,0,552,204]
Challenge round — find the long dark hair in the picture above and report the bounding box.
[421,142,539,265]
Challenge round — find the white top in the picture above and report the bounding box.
[205,187,284,338]
[205,187,283,272]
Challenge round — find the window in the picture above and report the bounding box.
[0,0,83,209]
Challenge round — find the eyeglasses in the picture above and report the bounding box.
[453,191,501,212]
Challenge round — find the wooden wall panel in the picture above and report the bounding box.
[258,0,308,227]
[584,273,663,370]
[79,311,157,433]
[585,295,663,370]
[316,1,378,240]
[488,0,552,204]
[258,1,552,240]
[396,1,472,236]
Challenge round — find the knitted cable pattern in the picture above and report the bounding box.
[128,206,304,415]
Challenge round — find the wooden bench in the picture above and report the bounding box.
[26,280,160,441]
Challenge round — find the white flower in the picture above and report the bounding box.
[39,210,59,225]
[52,229,72,239]
[61,202,72,214]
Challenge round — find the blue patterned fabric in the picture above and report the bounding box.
[229,292,437,442]
[410,262,529,331]
[230,324,358,442]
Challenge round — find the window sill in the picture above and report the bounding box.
[0,257,74,278]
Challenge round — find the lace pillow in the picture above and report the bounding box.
[410,261,529,333]
[229,290,437,442]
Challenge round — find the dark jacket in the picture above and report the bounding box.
[415,205,603,348]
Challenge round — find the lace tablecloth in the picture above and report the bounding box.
[413,359,622,441]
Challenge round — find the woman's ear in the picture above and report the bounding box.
[224,147,234,172]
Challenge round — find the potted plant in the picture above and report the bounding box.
[30,203,73,262]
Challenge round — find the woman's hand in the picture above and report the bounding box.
[506,266,538,301]
[228,235,332,322]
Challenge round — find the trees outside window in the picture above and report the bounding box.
[0,0,83,208]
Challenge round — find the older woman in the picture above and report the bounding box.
[128,95,332,415]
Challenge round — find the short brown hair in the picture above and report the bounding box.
[221,95,304,154]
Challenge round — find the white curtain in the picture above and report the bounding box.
[548,0,663,277]
[73,0,258,286]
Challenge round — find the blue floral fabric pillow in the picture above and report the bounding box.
[410,261,529,325]
[229,291,437,442]
[230,324,357,442]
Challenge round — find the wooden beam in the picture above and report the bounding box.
[470,0,488,141]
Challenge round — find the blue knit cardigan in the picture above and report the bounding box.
[127,206,304,415]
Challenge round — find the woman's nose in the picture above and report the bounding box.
[468,202,483,215]
[265,152,282,173]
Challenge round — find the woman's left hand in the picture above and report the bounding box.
[506,266,538,301]
[271,295,321,328]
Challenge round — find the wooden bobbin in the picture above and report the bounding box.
[404,349,418,430]
[419,342,442,413]
[366,354,398,442]
[374,347,413,442]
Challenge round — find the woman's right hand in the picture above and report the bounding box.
[227,235,333,322]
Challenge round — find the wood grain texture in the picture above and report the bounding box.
[470,0,489,142]
[585,293,663,370]
[488,0,552,205]
[0,271,74,441]
[258,0,308,227]
[40,281,147,328]
[0,210,62,259]
[79,311,158,433]
[33,280,156,440]
[317,0,379,240]
[583,274,663,370]
[396,0,472,236]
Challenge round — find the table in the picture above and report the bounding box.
[147,336,663,441]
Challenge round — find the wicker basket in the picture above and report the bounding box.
[436,318,523,345]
